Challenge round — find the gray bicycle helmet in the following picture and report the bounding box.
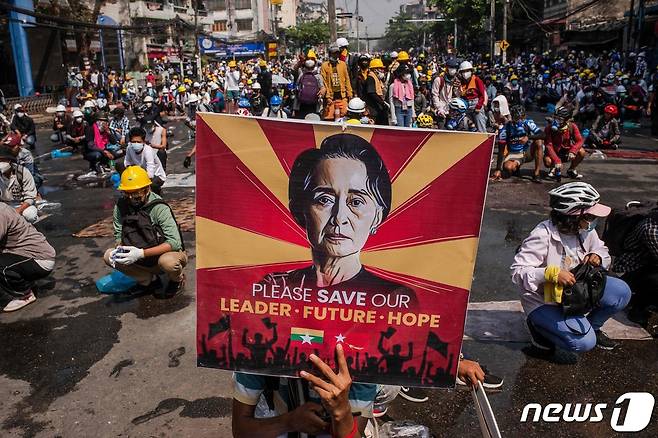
[548,182,600,215]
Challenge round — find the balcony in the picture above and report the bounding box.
[130,1,199,21]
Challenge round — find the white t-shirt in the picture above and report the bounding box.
[225,70,241,91]
[124,144,167,182]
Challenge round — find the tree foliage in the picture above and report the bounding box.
[282,19,330,50]
[427,0,489,51]
[381,12,434,51]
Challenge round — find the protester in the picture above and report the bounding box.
[10,104,37,151]
[51,104,69,145]
[144,118,168,171]
[587,104,621,149]
[498,105,544,182]
[389,65,416,127]
[0,147,39,223]
[320,45,353,121]
[2,133,41,189]
[544,106,586,180]
[225,60,242,114]
[295,57,324,119]
[103,166,186,297]
[431,58,460,129]
[123,127,166,194]
[362,58,388,126]
[65,110,87,152]
[261,96,287,119]
[457,61,487,132]
[511,182,631,357]
[0,202,55,312]
[83,111,122,177]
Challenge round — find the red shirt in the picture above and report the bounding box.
[544,122,583,164]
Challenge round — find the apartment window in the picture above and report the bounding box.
[235,0,251,10]
[212,20,227,31]
[236,18,252,31]
[206,0,226,10]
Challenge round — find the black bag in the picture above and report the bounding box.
[602,201,658,256]
[118,198,181,266]
[561,263,607,316]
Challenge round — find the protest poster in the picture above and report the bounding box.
[196,113,494,388]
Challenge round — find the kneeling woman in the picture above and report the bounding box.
[511,182,631,355]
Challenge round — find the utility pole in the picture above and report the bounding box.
[490,0,495,61]
[328,0,337,43]
[626,0,635,55]
[365,25,369,52]
[502,0,508,64]
[356,0,360,52]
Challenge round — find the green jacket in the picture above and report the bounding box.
[112,192,183,252]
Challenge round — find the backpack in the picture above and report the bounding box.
[602,201,658,256]
[117,197,185,266]
[298,72,320,105]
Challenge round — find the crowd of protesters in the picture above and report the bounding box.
[1,37,657,438]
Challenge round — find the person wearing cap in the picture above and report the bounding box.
[144,118,168,171]
[294,55,324,119]
[544,106,586,180]
[249,82,266,116]
[355,54,371,99]
[0,202,55,312]
[82,99,97,125]
[388,65,416,127]
[83,111,121,177]
[2,133,41,189]
[511,182,631,356]
[504,74,523,106]
[65,110,87,152]
[320,45,353,121]
[10,104,37,151]
[104,166,186,297]
[0,147,38,223]
[225,60,242,114]
[431,58,460,129]
[363,58,388,125]
[109,106,130,147]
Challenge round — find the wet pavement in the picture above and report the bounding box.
[0,114,656,437]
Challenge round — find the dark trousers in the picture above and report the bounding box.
[0,252,52,298]
[622,267,658,309]
[84,149,122,171]
[157,149,167,171]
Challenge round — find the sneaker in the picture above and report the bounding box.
[526,319,555,352]
[398,386,428,403]
[567,169,583,179]
[594,330,617,350]
[547,167,556,178]
[456,369,504,389]
[78,170,98,180]
[160,275,185,299]
[372,405,388,418]
[3,291,36,312]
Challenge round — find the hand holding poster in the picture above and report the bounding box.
[196,114,494,388]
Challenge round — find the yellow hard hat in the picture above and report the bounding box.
[510,74,518,80]
[259,59,267,67]
[584,69,591,74]
[307,49,317,59]
[247,79,253,85]
[346,118,361,125]
[369,58,384,69]
[118,166,151,191]
[228,60,237,68]
[121,88,128,94]
[588,72,596,79]
[397,51,409,61]
[416,66,423,71]
[177,85,186,92]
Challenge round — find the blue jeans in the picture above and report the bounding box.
[527,276,631,353]
[395,106,412,127]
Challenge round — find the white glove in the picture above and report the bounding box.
[109,248,119,268]
[114,246,145,265]
[567,152,576,161]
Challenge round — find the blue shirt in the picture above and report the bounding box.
[506,118,541,153]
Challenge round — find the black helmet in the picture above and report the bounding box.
[555,106,571,119]
[510,105,525,120]
[446,58,460,68]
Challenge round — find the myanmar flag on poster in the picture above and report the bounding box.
[290,328,324,345]
[195,113,494,388]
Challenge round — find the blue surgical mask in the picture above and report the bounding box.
[584,218,598,232]
[129,142,144,153]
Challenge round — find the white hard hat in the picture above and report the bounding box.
[83,100,96,109]
[390,51,398,59]
[193,81,200,88]
[187,94,199,104]
[56,104,66,112]
[146,82,153,87]
[169,85,177,91]
[336,37,349,48]
[459,61,473,71]
[210,82,219,90]
[13,103,23,110]
[252,82,261,90]
[616,85,626,93]
[347,97,366,113]
[73,110,83,118]
[143,95,154,103]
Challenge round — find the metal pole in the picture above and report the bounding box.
[626,0,635,55]
[99,29,106,70]
[356,0,360,52]
[365,25,369,52]
[490,0,495,61]
[454,20,457,53]
[636,0,645,52]
[502,0,508,64]
[8,0,35,96]
[328,0,337,43]
[118,29,125,74]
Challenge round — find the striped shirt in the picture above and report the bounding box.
[612,217,658,273]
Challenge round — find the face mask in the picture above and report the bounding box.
[583,218,598,232]
[448,68,457,76]
[16,112,25,118]
[329,56,338,64]
[271,105,280,113]
[0,162,10,174]
[146,103,152,108]
[377,72,385,80]
[462,71,472,80]
[402,74,411,81]
[129,142,144,153]
[511,80,518,86]
[74,117,83,123]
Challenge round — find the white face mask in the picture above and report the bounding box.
[16,112,25,118]
[462,71,472,80]
[448,68,457,76]
[402,74,412,81]
[377,72,385,80]
[129,142,144,153]
[0,162,11,174]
